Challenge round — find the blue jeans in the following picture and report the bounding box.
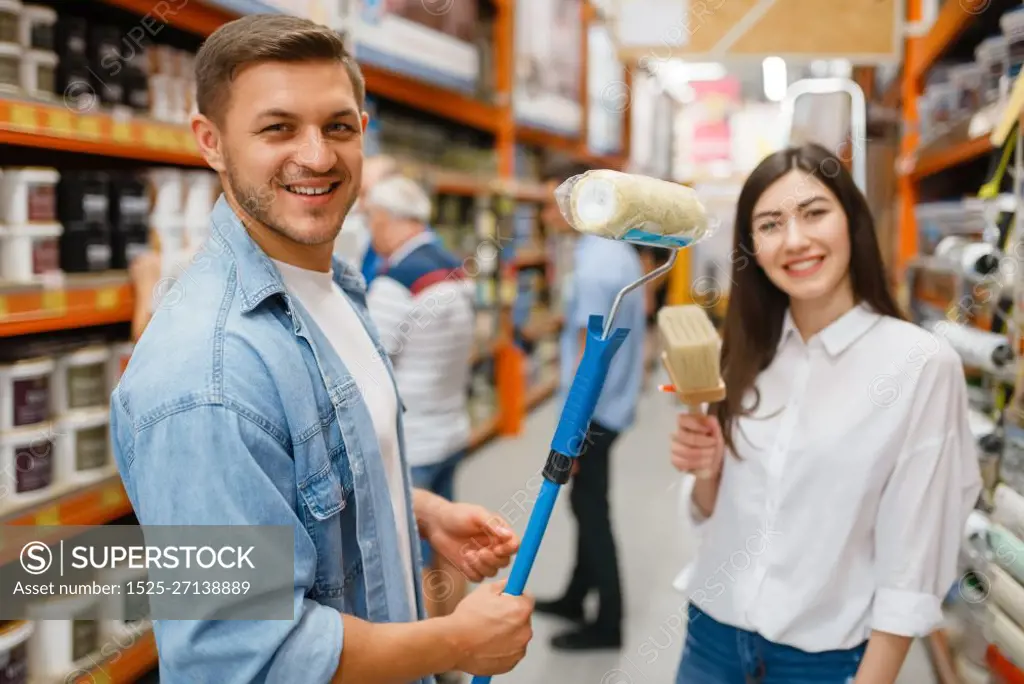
[676,605,866,684]
[410,450,465,567]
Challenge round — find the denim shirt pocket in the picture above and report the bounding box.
[295,426,362,612]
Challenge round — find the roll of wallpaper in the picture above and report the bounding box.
[922,319,1014,371]
[968,408,997,441]
[994,485,1024,539]
[989,563,1024,629]
[934,235,1002,277]
[988,523,1024,586]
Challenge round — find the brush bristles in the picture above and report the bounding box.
[657,306,723,393]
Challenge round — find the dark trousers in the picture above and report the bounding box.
[563,420,622,634]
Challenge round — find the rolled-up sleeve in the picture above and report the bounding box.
[871,350,982,637]
[111,395,342,684]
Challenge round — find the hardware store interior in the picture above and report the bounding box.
[8,0,1024,683]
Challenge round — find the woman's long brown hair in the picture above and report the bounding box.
[711,143,905,455]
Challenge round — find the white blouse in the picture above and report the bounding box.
[679,302,983,652]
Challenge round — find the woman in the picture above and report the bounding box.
[670,143,982,684]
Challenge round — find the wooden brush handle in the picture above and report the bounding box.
[685,402,716,480]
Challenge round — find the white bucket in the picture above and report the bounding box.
[0,422,57,506]
[57,408,110,484]
[53,345,111,413]
[27,593,102,679]
[0,356,54,431]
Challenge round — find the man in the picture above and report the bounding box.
[110,15,533,684]
[363,174,477,684]
[533,162,646,651]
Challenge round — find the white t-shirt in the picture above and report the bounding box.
[273,259,417,613]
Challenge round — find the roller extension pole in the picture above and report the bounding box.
[470,314,629,684]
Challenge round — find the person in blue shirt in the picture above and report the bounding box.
[111,15,535,684]
[533,162,647,651]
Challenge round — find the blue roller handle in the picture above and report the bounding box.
[470,314,629,684]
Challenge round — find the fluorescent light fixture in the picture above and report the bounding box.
[762,56,787,102]
[659,59,728,83]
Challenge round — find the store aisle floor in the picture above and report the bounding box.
[454,373,938,684]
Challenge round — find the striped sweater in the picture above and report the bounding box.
[366,232,475,467]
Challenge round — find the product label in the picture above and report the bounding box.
[14,439,53,493]
[83,194,108,220]
[67,364,106,409]
[0,641,27,684]
[0,13,16,44]
[120,196,149,217]
[27,183,56,222]
[36,64,55,95]
[0,57,16,88]
[13,376,50,426]
[75,424,109,471]
[86,243,112,271]
[71,620,99,663]
[32,238,60,275]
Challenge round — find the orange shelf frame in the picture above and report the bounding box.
[361,64,502,134]
[68,630,158,684]
[909,135,992,180]
[100,0,238,36]
[989,644,1024,684]
[0,274,134,338]
[0,97,205,166]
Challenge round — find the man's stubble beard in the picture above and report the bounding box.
[224,160,357,247]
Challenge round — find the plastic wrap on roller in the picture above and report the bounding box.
[922,319,1014,371]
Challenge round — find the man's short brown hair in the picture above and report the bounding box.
[195,14,366,123]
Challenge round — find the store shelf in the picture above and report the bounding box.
[0,272,134,338]
[67,629,158,684]
[99,0,271,35]
[908,135,991,180]
[908,0,986,79]
[362,64,501,134]
[0,96,205,166]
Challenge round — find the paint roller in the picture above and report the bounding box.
[467,172,712,684]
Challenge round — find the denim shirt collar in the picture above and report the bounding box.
[208,195,369,313]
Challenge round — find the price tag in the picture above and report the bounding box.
[34,505,60,526]
[41,289,67,315]
[0,296,8,321]
[78,115,102,140]
[143,126,162,148]
[101,484,126,510]
[84,671,111,684]
[9,103,37,131]
[95,287,119,310]
[47,109,74,136]
[112,121,133,144]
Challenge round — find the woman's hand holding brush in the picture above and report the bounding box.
[670,413,724,479]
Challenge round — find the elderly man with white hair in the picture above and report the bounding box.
[363,174,477,684]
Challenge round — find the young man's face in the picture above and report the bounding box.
[216,59,367,247]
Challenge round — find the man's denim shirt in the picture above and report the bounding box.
[110,196,430,684]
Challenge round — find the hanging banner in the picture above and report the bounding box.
[608,0,903,64]
[513,0,584,135]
